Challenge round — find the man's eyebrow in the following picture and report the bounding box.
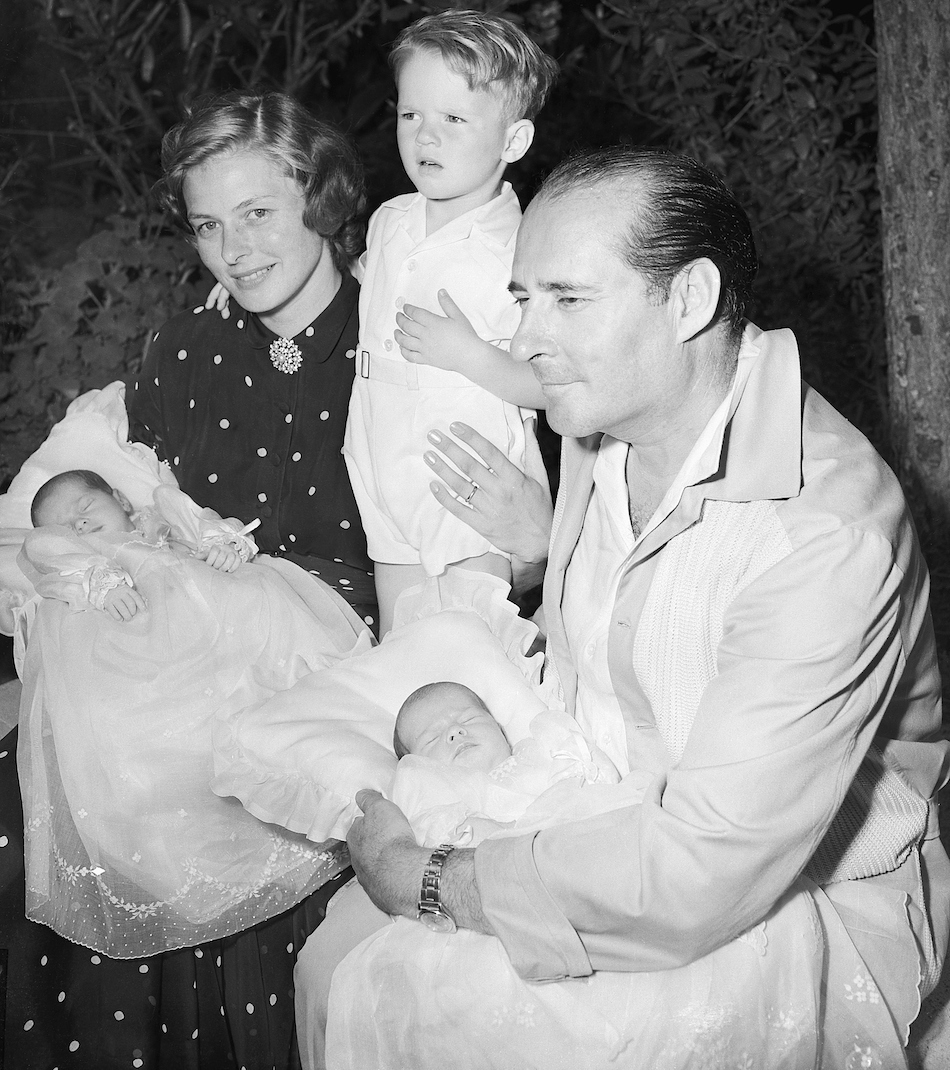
[508,279,588,295]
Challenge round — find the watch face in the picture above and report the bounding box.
[418,908,457,935]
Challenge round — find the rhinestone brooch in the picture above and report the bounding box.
[269,336,303,374]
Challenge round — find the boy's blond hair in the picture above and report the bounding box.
[390,9,559,121]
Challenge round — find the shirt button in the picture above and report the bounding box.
[407,260,417,271]
[271,454,281,466]
[261,506,273,518]
[585,642,596,658]
[384,339,394,352]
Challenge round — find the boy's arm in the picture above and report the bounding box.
[395,290,545,409]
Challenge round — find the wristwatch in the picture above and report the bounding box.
[417,843,458,934]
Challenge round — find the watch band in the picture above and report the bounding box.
[417,843,458,933]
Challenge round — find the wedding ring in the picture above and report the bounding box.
[463,481,479,505]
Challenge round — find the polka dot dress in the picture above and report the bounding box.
[127,272,377,630]
[1,727,351,1068]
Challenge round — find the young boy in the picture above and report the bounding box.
[342,10,558,633]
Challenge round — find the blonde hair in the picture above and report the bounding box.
[390,9,559,121]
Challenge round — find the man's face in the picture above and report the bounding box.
[397,684,512,773]
[509,187,685,443]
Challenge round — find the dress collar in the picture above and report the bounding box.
[243,271,358,365]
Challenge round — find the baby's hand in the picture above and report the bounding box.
[197,544,242,572]
[395,290,480,374]
[102,585,146,622]
[204,282,231,318]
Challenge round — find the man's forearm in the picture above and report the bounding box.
[442,848,495,935]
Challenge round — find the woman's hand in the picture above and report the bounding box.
[424,422,552,590]
[347,790,427,918]
[204,282,232,318]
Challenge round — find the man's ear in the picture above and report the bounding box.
[501,119,535,164]
[113,488,134,515]
[670,258,722,343]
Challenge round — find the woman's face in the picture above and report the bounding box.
[183,149,338,338]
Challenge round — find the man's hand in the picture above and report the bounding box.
[102,584,146,622]
[347,790,429,918]
[196,544,242,572]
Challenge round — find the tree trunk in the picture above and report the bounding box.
[875,0,950,652]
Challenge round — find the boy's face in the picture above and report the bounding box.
[36,480,135,535]
[396,49,524,222]
[397,684,512,773]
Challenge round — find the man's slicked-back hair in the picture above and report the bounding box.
[390,9,559,121]
[31,469,114,527]
[536,146,758,336]
[155,91,366,273]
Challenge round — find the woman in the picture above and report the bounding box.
[1,91,373,1070]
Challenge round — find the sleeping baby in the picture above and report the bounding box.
[17,469,371,958]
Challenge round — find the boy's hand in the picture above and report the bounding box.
[204,282,232,318]
[197,544,242,572]
[102,585,146,622]
[395,290,480,375]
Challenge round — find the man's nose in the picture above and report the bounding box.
[511,312,555,364]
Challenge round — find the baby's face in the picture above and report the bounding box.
[398,684,512,773]
[36,481,135,535]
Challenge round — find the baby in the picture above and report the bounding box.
[29,469,255,621]
[393,680,512,773]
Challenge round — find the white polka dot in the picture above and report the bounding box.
[189,398,195,409]
[333,558,343,563]
[133,1061,143,1068]
[345,349,355,359]
[237,319,245,329]
[24,1020,34,1031]
[288,534,296,542]
[114,1010,125,1021]
[91,955,101,964]
[292,452,301,462]
[69,1041,80,1052]
[208,473,218,483]
[269,993,278,1006]
[58,991,65,1002]
[339,579,351,587]
[0,751,7,760]
[220,1006,225,1016]
[192,1029,199,1039]
[219,419,230,429]
[245,375,253,387]
[258,493,267,503]
[286,943,294,953]
[257,447,268,457]
[153,377,159,387]
[340,520,350,529]
[319,410,329,421]
[177,349,187,360]
[214,354,222,365]
[284,413,293,423]
[246,1003,255,1014]
[279,544,287,552]
[305,326,314,337]
[194,948,203,958]
[139,964,149,973]
[40,955,48,966]
[0,836,7,847]
[308,487,316,496]
[216,955,222,967]
[161,1024,167,1034]
[193,306,203,314]
[153,330,160,340]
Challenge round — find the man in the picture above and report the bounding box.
[306,146,950,1064]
